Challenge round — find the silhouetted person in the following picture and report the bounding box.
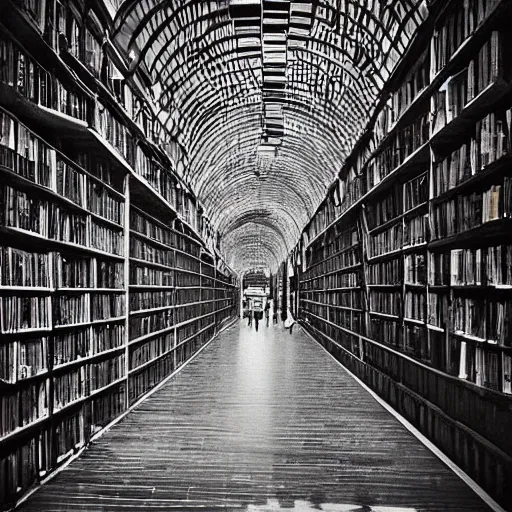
[254,310,261,331]
[265,302,270,327]
[248,309,253,326]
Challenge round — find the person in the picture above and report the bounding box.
[265,302,270,327]
[247,308,253,327]
[284,308,295,334]
[254,309,261,331]
[273,305,278,325]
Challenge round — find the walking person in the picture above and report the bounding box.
[265,301,270,327]
[254,309,261,331]
[248,308,253,327]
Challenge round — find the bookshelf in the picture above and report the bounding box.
[298,1,512,509]
[0,2,238,509]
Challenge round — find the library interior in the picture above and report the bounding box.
[0,0,511,511]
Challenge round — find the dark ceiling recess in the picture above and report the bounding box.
[113,0,428,271]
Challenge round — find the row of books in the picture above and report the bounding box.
[0,246,51,288]
[52,293,124,327]
[368,257,403,285]
[370,290,401,316]
[175,270,202,287]
[368,223,403,258]
[431,179,512,240]
[433,109,512,196]
[458,340,511,392]
[130,333,174,372]
[366,186,402,230]
[434,30,508,134]
[129,290,174,312]
[130,265,174,286]
[130,238,174,267]
[305,246,360,277]
[176,288,202,305]
[453,296,512,343]
[54,324,125,368]
[369,113,430,188]
[129,309,174,341]
[1,380,49,436]
[0,337,48,383]
[175,251,201,273]
[0,185,124,255]
[431,0,503,76]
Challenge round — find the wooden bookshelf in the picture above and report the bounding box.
[297,1,512,509]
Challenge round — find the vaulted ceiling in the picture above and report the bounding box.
[113,0,428,271]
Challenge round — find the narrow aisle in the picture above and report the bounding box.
[18,321,490,512]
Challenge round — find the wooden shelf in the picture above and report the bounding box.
[429,219,512,251]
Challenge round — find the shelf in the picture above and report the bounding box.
[403,201,429,218]
[129,257,176,271]
[432,78,512,148]
[307,142,430,249]
[129,305,175,316]
[368,215,403,235]
[429,219,512,251]
[0,286,52,293]
[55,288,125,293]
[368,284,402,289]
[404,317,426,326]
[129,229,175,251]
[0,226,125,261]
[431,155,512,205]
[53,376,127,417]
[369,311,400,320]
[53,316,125,330]
[302,263,363,282]
[129,284,175,290]
[53,346,125,372]
[0,414,51,447]
[367,248,402,262]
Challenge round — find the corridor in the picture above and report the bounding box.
[18,321,491,512]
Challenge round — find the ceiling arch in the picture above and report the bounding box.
[113,0,429,272]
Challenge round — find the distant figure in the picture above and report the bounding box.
[273,306,278,324]
[265,302,271,327]
[254,310,262,331]
[284,309,295,334]
[248,309,253,326]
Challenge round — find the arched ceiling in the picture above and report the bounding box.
[113,0,429,272]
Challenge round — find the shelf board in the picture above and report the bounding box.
[129,305,175,316]
[367,248,402,263]
[53,346,125,372]
[129,284,175,290]
[429,218,512,251]
[0,414,51,447]
[369,311,400,320]
[368,215,403,235]
[129,257,176,271]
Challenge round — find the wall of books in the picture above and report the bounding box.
[298,1,512,509]
[0,1,237,510]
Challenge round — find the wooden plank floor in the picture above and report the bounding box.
[18,321,492,511]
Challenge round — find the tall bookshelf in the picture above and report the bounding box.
[0,1,237,510]
[298,1,512,509]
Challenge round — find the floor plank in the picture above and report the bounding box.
[17,321,492,511]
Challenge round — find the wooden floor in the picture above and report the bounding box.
[18,320,491,512]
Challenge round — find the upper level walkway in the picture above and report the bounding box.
[17,319,493,511]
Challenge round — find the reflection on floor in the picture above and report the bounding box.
[17,320,491,511]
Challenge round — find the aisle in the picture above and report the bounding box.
[18,320,491,512]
